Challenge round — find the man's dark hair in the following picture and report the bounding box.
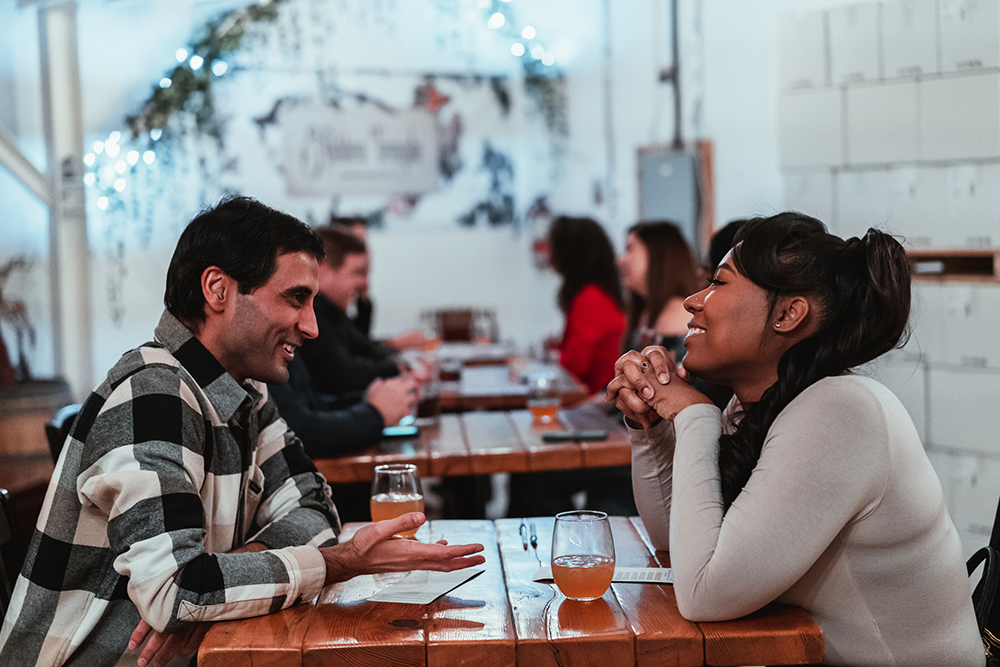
[329,215,367,230]
[164,195,325,325]
[316,226,367,269]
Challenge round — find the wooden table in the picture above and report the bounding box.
[439,364,590,413]
[199,517,824,667]
[313,405,630,484]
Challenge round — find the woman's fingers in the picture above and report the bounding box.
[641,346,676,384]
[620,357,657,400]
[613,350,649,377]
[613,386,657,429]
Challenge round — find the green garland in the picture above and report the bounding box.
[125,0,568,144]
[478,0,568,137]
[126,0,291,145]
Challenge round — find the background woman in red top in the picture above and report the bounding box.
[547,216,626,394]
[507,216,633,517]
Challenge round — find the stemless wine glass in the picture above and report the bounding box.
[370,464,424,538]
[551,510,615,601]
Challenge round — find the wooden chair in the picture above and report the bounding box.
[434,308,498,342]
[968,489,1000,664]
[45,403,80,463]
[0,488,23,622]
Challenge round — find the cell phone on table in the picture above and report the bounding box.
[541,430,608,442]
[382,424,419,437]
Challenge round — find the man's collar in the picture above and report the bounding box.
[154,310,257,423]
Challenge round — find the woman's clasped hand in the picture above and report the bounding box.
[605,346,712,429]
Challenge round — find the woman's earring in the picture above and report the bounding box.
[774,323,781,329]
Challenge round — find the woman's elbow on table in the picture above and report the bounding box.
[673,574,758,622]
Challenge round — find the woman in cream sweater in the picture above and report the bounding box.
[606,213,984,667]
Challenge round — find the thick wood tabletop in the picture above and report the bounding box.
[199,519,824,667]
[312,405,632,484]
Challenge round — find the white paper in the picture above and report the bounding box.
[532,565,673,584]
[368,568,485,604]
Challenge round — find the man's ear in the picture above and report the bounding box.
[772,296,812,334]
[201,266,234,315]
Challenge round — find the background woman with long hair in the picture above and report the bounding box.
[547,215,626,395]
[617,220,702,356]
[607,213,982,666]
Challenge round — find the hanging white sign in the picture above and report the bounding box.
[282,104,439,196]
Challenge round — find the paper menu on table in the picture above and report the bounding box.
[532,565,673,584]
[368,568,486,604]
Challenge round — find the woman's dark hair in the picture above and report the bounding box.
[718,211,911,511]
[707,219,748,274]
[625,220,703,336]
[548,216,624,313]
[164,195,325,326]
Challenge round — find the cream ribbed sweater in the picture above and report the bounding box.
[630,375,984,667]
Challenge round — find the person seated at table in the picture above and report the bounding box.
[329,216,426,351]
[508,216,633,519]
[0,197,485,667]
[548,215,627,396]
[268,354,417,522]
[608,212,983,667]
[299,226,409,395]
[703,218,746,280]
[617,220,703,356]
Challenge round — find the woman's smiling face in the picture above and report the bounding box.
[681,250,775,392]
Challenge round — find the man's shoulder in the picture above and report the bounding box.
[101,341,186,395]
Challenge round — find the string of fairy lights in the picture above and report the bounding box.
[82,44,237,211]
[83,0,560,210]
[478,0,559,68]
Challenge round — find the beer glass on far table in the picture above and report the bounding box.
[526,370,560,426]
[370,464,424,538]
[551,510,615,601]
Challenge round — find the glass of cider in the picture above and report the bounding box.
[551,510,615,601]
[370,464,424,538]
[526,370,560,426]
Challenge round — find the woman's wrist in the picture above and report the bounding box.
[624,414,663,430]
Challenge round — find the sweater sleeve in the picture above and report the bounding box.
[268,370,385,458]
[629,417,681,551]
[668,380,889,621]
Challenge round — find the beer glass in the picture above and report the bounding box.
[370,464,424,538]
[526,370,560,426]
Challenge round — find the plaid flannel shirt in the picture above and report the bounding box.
[0,310,340,666]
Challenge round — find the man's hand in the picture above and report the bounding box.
[321,513,485,586]
[129,621,210,667]
[384,329,428,351]
[128,541,267,666]
[366,376,418,426]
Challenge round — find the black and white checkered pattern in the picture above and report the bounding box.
[0,310,340,666]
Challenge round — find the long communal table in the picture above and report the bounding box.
[313,405,631,484]
[198,517,824,667]
[438,363,590,413]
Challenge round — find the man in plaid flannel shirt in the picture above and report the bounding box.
[0,197,484,667]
